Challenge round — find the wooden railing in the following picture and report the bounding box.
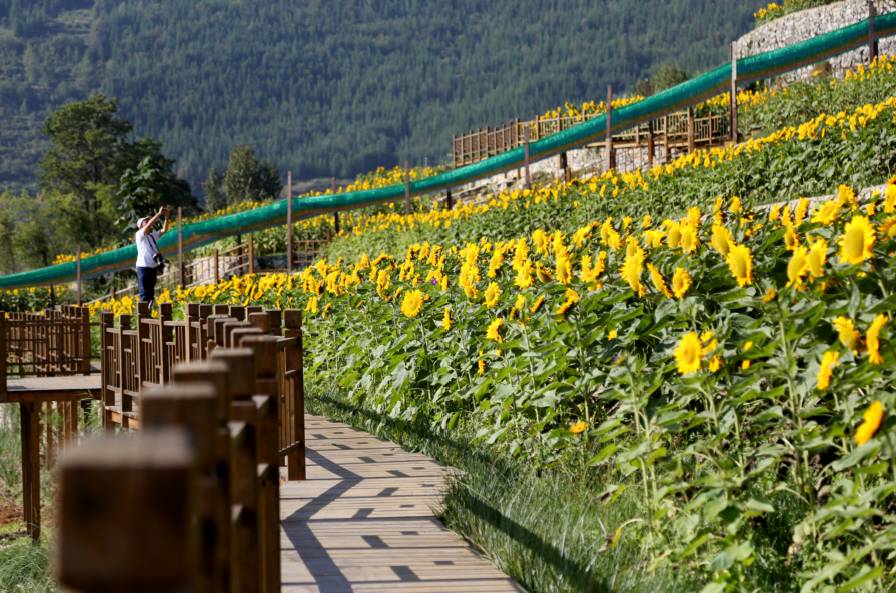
[99,302,305,480]
[451,109,731,168]
[57,346,284,593]
[2,306,92,377]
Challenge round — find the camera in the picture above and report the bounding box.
[153,252,166,273]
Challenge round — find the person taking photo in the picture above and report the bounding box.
[134,206,171,306]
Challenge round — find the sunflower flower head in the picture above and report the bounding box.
[838,215,875,265]
[855,400,884,445]
[672,267,692,299]
[726,244,754,287]
[400,289,425,318]
[486,317,505,343]
[674,332,703,375]
[816,349,840,390]
[867,314,888,365]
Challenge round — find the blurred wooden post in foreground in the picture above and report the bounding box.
[56,430,196,593]
[286,170,294,275]
[730,42,739,145]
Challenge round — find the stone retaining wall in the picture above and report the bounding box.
[736,0,896,81]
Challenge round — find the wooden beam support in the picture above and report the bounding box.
[20,401,40,542]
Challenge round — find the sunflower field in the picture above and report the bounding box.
[78,57,896,592]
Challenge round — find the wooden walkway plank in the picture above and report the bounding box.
[280,414,523,593]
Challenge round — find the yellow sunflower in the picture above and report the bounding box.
[674,332,703,375]
[400,289,424,318]
[867,314,888,365]
[726,244,753,287]
[838,215,875,265]
[671,267,692,299]
[855,400,884,445]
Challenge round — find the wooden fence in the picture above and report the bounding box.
[57,351,284,593]
[99,301,305,480]
[451,109,731,168]
[2,306,92,377]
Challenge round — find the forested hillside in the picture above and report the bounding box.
[0,0,757,193]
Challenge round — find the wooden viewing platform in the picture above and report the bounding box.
[280,415,522,593]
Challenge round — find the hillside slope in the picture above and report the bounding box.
[0,0,757,193]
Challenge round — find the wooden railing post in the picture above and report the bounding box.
[178,207,185,289]
[647,121,655,167]
[446,189,453,211]
[605,85,616,172]
[869,0,879,62]
[159,302,174,383]
[75,249,82,306]
[283,310,305,481]
[559,151,570,183]
[286,170,293,275]
[0,313,6,397]
[687,107,696,153]
[141,384,217,593]
[403,160,411,214]
[730,42,739,145]
[523,126,531,189]
[248,235,255,275]
[663,115,671,163]
[56,430,196,593]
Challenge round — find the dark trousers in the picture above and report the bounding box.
[137,266,158,304]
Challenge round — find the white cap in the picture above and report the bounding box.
[137,217,150,228]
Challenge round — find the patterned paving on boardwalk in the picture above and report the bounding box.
[279,415,524,593]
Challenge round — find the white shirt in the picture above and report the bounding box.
[135,230,161,269]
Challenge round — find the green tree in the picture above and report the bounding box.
[203,166,226,212]
[116,152,195,230]
[38,94,134,247]
[0,209,17,273]
[222,145,282,205]
[13,220,53,268]
[650,63,691,93]
[39,94,195,244]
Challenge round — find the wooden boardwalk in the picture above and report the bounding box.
[280,415,523,593]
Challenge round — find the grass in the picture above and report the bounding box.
[0,536,55,593]
[306,390,694,593]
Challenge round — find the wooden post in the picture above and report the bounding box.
[869,0,878,61]
[523,126,531,189]
[213,249,220,285]
[141,384,218,593]
[75,248,82,306]
[286,170,293,275]
[403,160,411,214]
[20,401,40,542]
[663,115,671,163]
[605,85,616,172]
[559,151,570,183]
[730,42,739,145]
[331,178,340,234]
[647,121,655,167]
[248,235,255,275]
[687,107,696,153]
[283,310,305,481]
[178,207,185,289]
[446,189,453,211]
[56,430,196,593]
